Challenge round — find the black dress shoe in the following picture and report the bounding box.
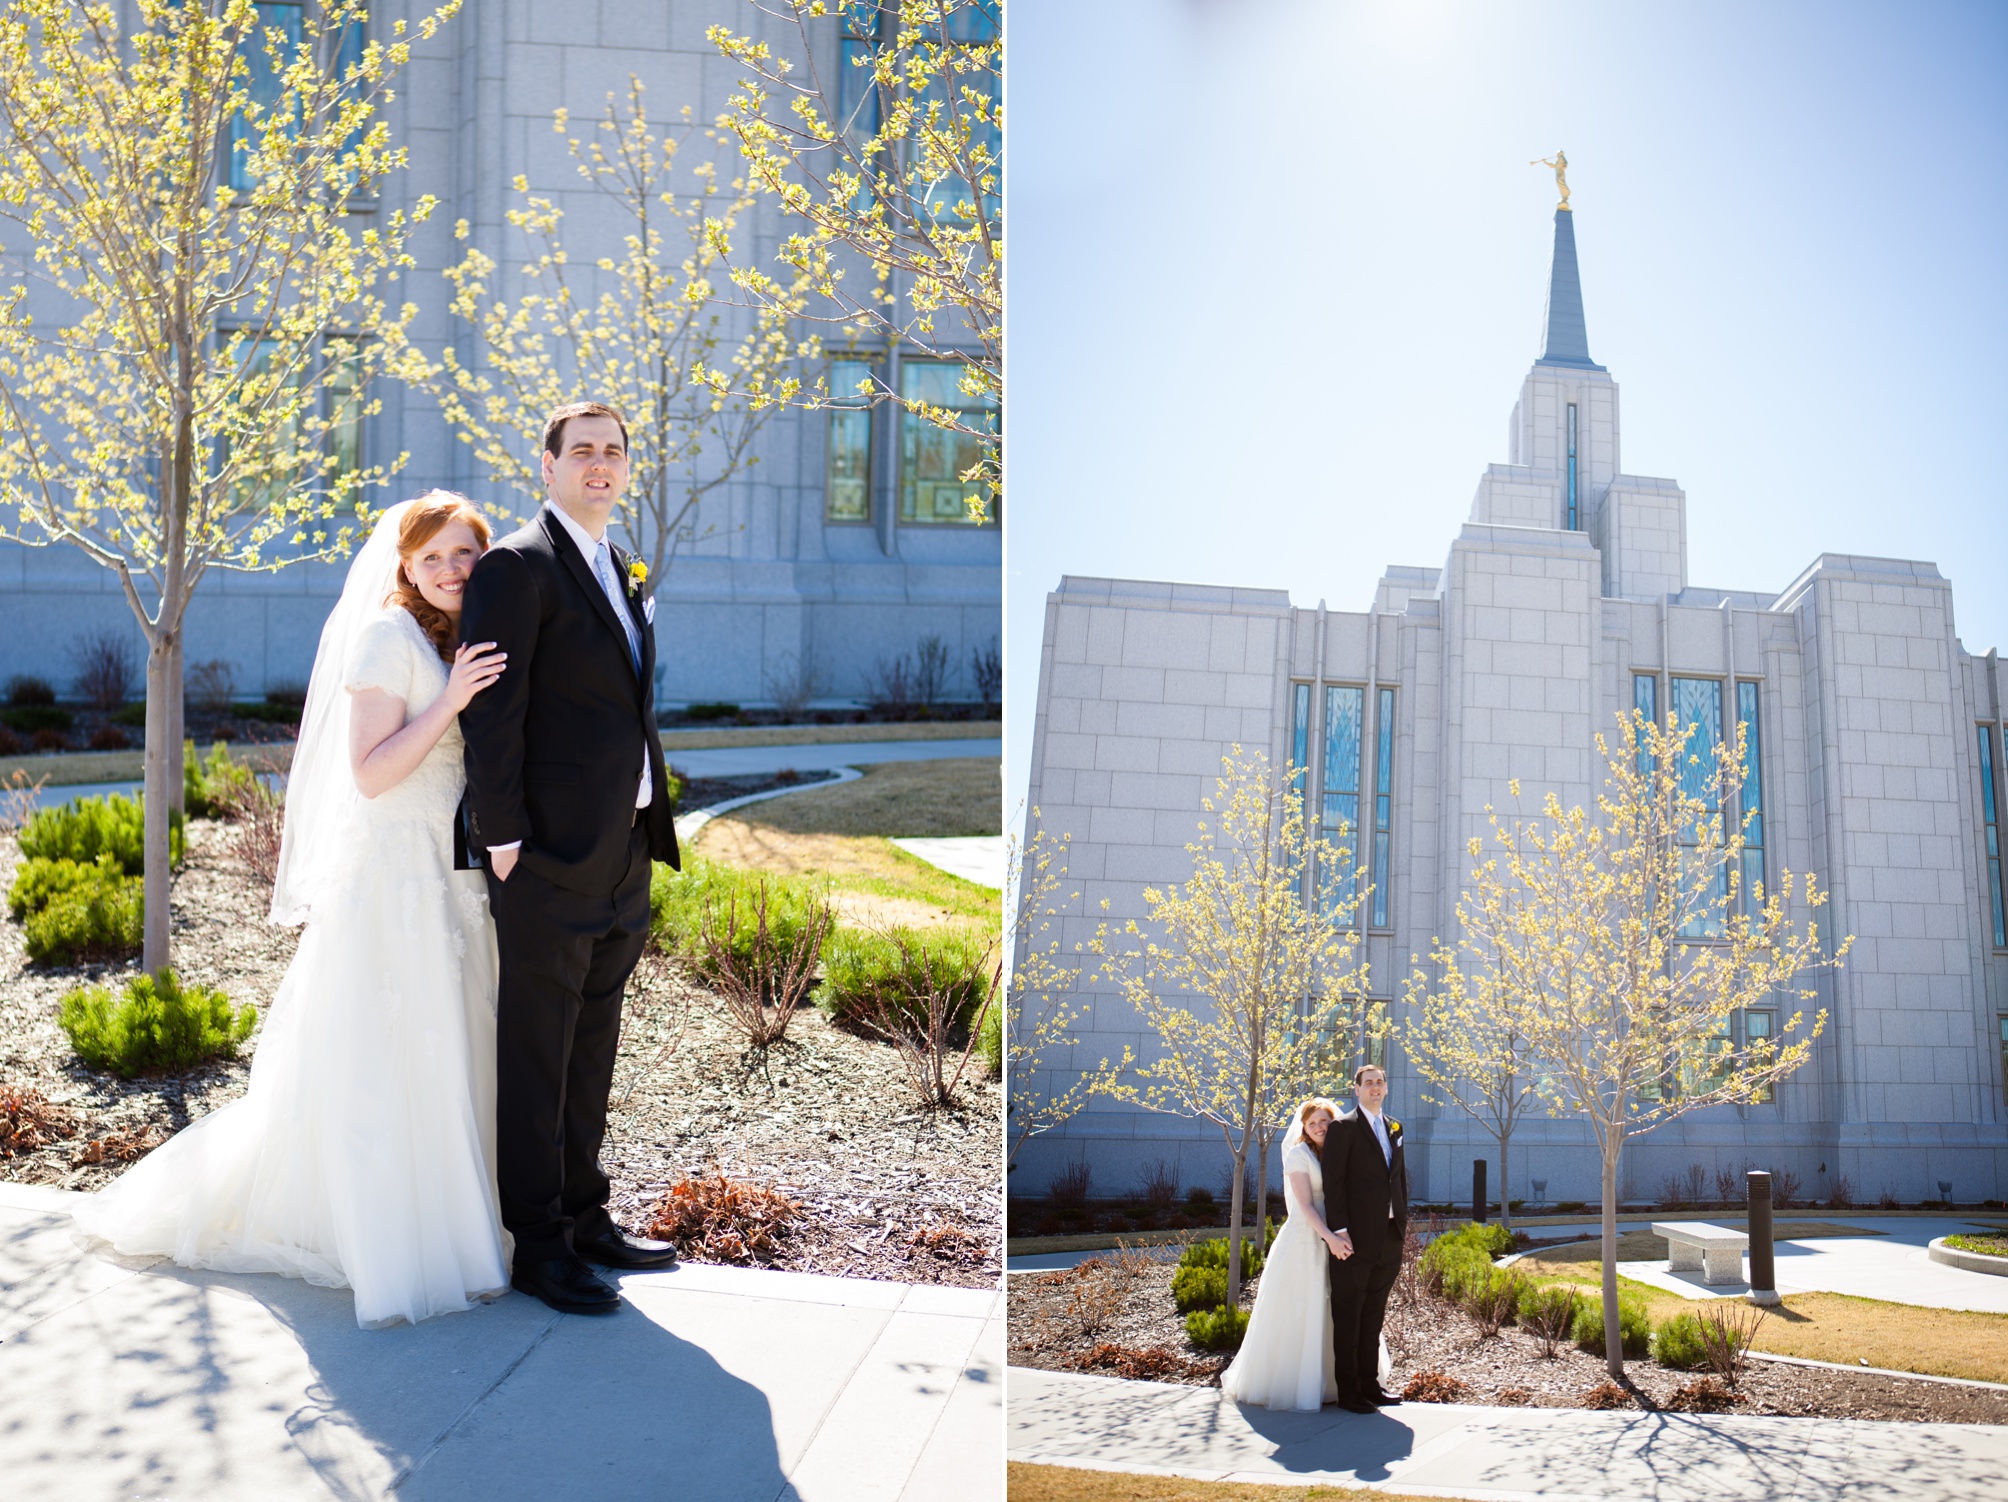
[1365,1386,1403,1406]
[512,1255,620,1315]
[1336,1397,1378,1415]
[574,1225,680,1270]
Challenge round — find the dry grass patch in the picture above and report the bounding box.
[720,757,998,839]
[692,826,997,933]
[1006,1465,1450,1502]
[1516,1258,2008,1383]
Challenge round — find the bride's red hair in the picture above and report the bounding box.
[385,491,491,661]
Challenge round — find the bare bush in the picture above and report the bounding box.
[613,945,694,1109]
[1769,1166,1802,1209]
[1047,1159,1092,1207]
[1523,1284,1582,1359]
[913,634,951,706]
[1714,1160,1753,1207]
[1659,1162,1708,1210]
[1827,1174,1855,1210]
[220,777,285,890]
[763,648,829,720]
[1467,1269,1527,1339]
[856,928,1000,1107]
[866,651,916,710]
[1698,1302,1767,1388]
[71,630,137,710]
[0,770,49,834]
[185,659,238,714]
[1135,1157,1181,1210]
[644,1171,800,1264]
[1878,1185,1899,1210]
[698,882,834,1047]
[970,635,1000,712]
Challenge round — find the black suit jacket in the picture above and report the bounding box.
[1322,1106,1409,1258]
[459,506,679,893]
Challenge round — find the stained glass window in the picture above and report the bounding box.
[826,358,875,523]
[1290,683,1311,795]
[1322,685,1363,913]
[1371,687,1394,929]
[1566,402,1579,530]
[1633,674,1658,773]
[1737,682,1766,909]
[1672,677,1726,938]
[1981,726,2006,948]
[899,359,996,525]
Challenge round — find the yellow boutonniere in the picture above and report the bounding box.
[1387,1118,1401,1134]
[626,558,648,590]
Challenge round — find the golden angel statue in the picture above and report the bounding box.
[1531,150,1570,210]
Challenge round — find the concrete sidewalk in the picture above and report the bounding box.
[1010,1366,2008,1500]
[0,1182,1000,1501]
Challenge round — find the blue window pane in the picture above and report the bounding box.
[1322,686,1362,796]
[1671,677,1723,810]
[1290,684,1310,794]
[1371,687,1393,929]
[1982,726,2006,947]
[230,3,305,192]
[1371,831,1390,929]
[1981,726,1999,825]
[1634,675,1657,772]
[1566,402,1578,530]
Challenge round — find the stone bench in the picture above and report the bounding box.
[1651,1221,1750,1285]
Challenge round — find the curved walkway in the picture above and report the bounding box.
[1011,1366,2008,1501]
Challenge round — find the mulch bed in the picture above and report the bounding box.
[1007,1253,2008,1425]
[0,807,999,1288]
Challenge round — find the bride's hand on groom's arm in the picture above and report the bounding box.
[443,641,508,713]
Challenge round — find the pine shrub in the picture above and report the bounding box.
[1571,1291,1653,1359]
[18,792,182,873]
[1177,1232,1265,1281]
[22,862,142,964]
[184,741,258,819]
[816,923,991,1028]
[1653,1311,1710,1370]
[58,969,257,1078]
[8,852,123,921]
[1183,1303,1250,1352]
[1171,1263,1227,1314]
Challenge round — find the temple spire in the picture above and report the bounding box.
[1538,206,1603,370]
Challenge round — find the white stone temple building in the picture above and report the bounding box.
[0,1,998,707]
[1019,204,2008,1208]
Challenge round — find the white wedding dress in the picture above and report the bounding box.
[1219,1139,1339,1410]
[74,519,511,1328]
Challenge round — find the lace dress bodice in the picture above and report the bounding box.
[343,608,465,826]
[1284,1141,1325,1221]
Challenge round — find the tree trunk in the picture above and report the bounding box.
[1499,1128,1512,1233]
[1601,1144,1623,1378]
[1255,1128,1272,1250]
[1226,1138,1248,1307]
[141,633,174,975]
[167,635,185,816]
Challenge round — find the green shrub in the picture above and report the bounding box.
[1177,1232,1265,1281]
[816,923,991,1028]
[111,702,149,728]
[1571,1291,1653,1359]
[8,852,124,920]
[684,702,741,721]
[58,969,257,1078]
[650,857,826,975]
[1171,1263,1227,1314]
[0,704,74,734]
[232,700,303,725]
[1518,1280,1584,1339]
[1184,1303,1250,1352]
[1653,1311,1709,1370]
[1429,1219,1514,1258]
[23,863,142,964]
[18,792,182,873]
[184,741,259,819]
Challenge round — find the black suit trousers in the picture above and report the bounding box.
[1328,1218,1401,1399]
[487,820,652,1266]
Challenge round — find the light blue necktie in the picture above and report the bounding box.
[593,539,641,675]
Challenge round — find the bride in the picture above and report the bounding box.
[74,493,514,1328]
[1220,1097,1354,1411]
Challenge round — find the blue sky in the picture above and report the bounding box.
[1003,0,2008,806]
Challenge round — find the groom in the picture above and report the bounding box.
[1323,1063,1408,1412]
[460,399,683,1315]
